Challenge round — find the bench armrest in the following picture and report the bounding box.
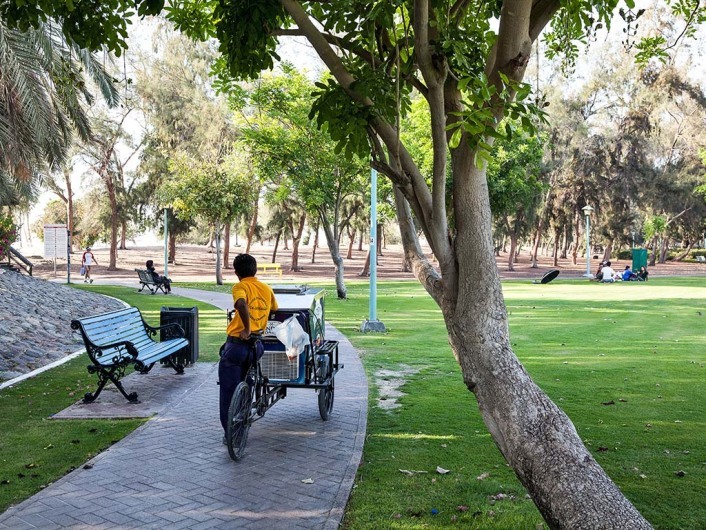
[146,321,185,340]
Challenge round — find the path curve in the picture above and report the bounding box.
[0,287,368,530]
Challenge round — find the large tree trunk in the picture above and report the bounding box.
[438,161,650,530]
[560,223,570,259]
[552,230,560,267]
[280,1,650,525]
[603,240,613,263]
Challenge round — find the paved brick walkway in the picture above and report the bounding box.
[0,288,368,529]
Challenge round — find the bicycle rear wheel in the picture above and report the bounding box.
[226,382,252,461]
[317,355,334,421]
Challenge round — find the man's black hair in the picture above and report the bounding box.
[233,253,257,278]
[146,260,154,268]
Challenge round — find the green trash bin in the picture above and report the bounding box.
[632,248,648,272]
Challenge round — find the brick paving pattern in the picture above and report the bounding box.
[0,288,367,529]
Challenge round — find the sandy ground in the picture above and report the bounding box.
[29,241,706,284]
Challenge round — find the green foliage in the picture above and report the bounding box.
[0,0,163,54]
[214,0,288,79]
[487,125,546,219]
[162,152,254,225]
[643,215,666,240]
[448,73,547,166]
[0,213,18,258]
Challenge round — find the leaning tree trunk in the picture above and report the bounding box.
[272,230,281,263]
[320,215,347,299]
[674,240,692,262]
[434,159,651,530]
[602,240,613,263]
[359,250,370,277]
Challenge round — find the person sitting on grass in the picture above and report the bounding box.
[145,260,172,293]
[600,261,616,283]
[622,265,638,281]
[637,266,649,281]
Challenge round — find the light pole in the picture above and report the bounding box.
[361,167,386,333]
[582,205,594,278]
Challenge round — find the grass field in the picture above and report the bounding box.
[2,278,705,528]
[0,286,224,513]
[318,278,706,530]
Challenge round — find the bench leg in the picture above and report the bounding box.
[163,355,185,375]
[138,283,148,293]
[84,364,139,403]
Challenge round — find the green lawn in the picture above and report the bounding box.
[0,286,224,512]
[320,278,706,530]
[2,279,705,529]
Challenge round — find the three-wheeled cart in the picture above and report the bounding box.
[225,285,343,461]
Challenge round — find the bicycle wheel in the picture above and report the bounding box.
[226,382,252,461]
[317,355,334,421]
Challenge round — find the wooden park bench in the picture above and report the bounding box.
[135,268,168,294]
[71,307,189,403]
[258,262,282,278]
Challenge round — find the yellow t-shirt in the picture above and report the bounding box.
[226,276,278,337]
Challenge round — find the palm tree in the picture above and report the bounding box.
[0,18,118,206]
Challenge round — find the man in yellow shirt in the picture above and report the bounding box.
[219,254,278,437]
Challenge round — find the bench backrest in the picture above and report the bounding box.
[135,269,156,284]
[72,307,154,365]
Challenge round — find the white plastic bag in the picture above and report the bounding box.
[274,316,310,360]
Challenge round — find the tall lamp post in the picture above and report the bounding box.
[361,167,386,333]
[582,205,594,278]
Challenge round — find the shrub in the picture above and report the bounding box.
[0,214,19,259]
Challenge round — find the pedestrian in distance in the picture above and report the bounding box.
[218,253,279,443]
[81,247,97,283]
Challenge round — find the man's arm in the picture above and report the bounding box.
[235,298,251,340]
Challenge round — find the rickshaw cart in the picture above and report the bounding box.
[226,286,342,461]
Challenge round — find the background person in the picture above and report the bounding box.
[637,266,649,281]
[218,253,278,441]
[600,261,616,283]
[81,247,97,283]
[145,259,172,293]
[622,265,637,281]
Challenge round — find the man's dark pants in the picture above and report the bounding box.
[218,339,263,433]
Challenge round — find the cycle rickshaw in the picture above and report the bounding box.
[225,286,342,461]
